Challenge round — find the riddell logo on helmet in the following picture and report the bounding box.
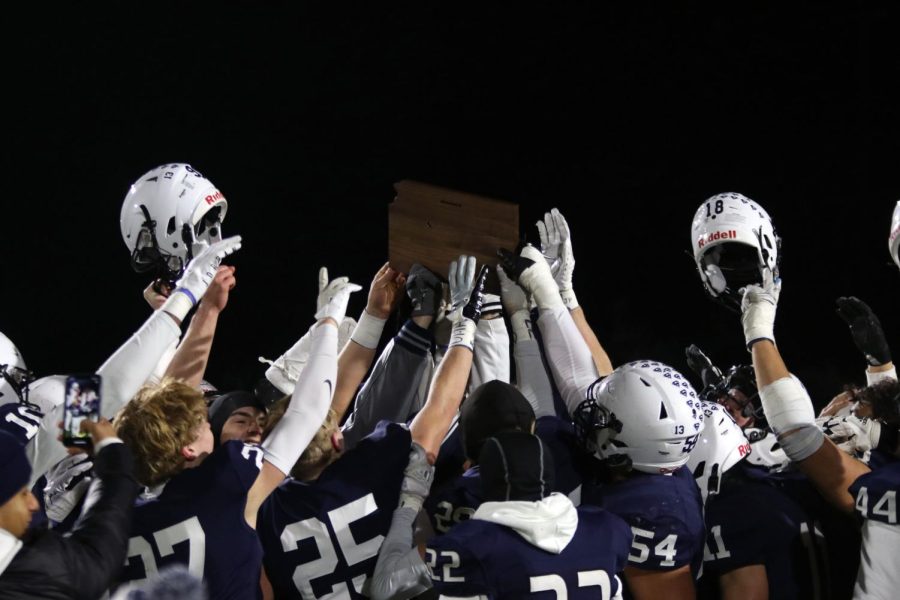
[738,442,751,457]
[697,230,737,249]
[204,190,224,205]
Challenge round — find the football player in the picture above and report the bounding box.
[114,241,350,600]
[739,267,900,598]
[688,401,829,600]
[499,244,705,599]
[371,430,631,600]
[255,256,488,599]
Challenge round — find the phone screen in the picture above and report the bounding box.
[63,374,102,447]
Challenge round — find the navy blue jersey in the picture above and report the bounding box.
[257,421,410,599]
[425,416,586,534]
[583,466,705,574]
[851,461,900,526]
[427,505,631,599]
[117,440,264,600]
[700,464,827,600]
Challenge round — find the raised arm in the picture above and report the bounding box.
[409,256,487,463]
[342,264,440,448]
[499,244,598,415]
[331,263,405,421]
[245,277,361,527]
[742,274,869,512]
[835,296,897,385]
[497,265,556,418]
[538,208,613,374]
[162,265,236,387]
[97,236,242,419]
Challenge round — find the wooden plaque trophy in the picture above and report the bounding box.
[388,180,520,293]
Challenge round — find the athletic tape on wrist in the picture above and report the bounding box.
[560,288,579,310]
[160,289,196,322]
[449,319,477,351]
[350,310,387,349]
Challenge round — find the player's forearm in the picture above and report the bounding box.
[749,340,790,388]
[262,322,338,475]
[370,505,433,600]
[163,302,220,388]
[410,345,473,463]
[513,337,556,418]
[569,306,613,376]
[332,340,377,421]
[96,308,182,418]
[537,304,600,415]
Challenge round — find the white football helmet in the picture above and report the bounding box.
[576,360,705,474]
[744,428,791,472]
[120,163,228,281]
[0,331,33,405]
[890,200,899,269]
[687,401,751,501]
[691,192,780,311]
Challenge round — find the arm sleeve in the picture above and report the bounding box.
[513,336,556,419]
[468,318,510,394]
[535,305,599,415]
[96,309,182,418]
[262,324,337,475]
[342,320,433,450]
[370,505,434,600]
[63,442,141,598]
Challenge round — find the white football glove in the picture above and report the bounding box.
[448,255,477,311]
[817,414,881,463]
[537,208,577,309]
[261,317,357,396]
[43,453,93,523]
[447,256,488,350]
[513,245,564,310]
[162,236,243,321]
[740,269,781,349]
[314,267,362,323]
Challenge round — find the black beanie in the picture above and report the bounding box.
[478,430,555,502]
[208,391,265,445]
[460,380,535,461]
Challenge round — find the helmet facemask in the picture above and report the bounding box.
[0,363,35,406]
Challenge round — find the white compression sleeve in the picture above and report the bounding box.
[97,310,182,419]
[536,305,599,415]
[514,337,556,419]
[262,324,337,475]
[469,318,511,394]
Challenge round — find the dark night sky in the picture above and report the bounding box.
[3,4,899,407]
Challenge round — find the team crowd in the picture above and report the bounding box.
[1,163,898,599]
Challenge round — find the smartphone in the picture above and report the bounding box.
[63,374,102,448]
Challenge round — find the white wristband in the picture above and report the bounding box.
[560,288,579,311]
[350,309,387,350]
[866,366,898,386]
[160,289,196,322]
[449,319,477,351]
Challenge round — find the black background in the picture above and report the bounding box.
[3,4,899,407]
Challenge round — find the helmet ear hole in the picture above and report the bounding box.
[167,217,177,235]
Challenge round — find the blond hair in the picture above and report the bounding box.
[262,396,339,481]
[115,377,208,487]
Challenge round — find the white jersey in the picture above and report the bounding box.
[851,463,900,599]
